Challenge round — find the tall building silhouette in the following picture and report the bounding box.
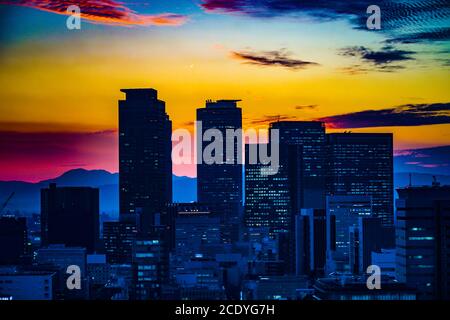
[396,184,450,300]
[326,195,372,274]
[103,221,138,264]
[119,88,172,228]
[41,183,99,253]
[270,121,327,211]
[197,99,243,243]
[295,209,326,276]
[0,216,28,265]
[327,133,394,227]
[244,143,291,237]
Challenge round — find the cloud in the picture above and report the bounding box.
[318,102,450,129]
[250,114,297,125]
[1,0,187,26]
[201,0,450,44]
[295,104,318,110]
[231,49,319,70]
[339,45,415,73]
[394,145,450,175]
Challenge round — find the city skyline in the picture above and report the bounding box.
[0,1,449,303]
[0,0,449,181]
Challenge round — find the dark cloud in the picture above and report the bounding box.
[0,0,187,26]
[340,46,414,64]
[295,104,318,110]
[318,102,450,128]
[201,0,450,44]
[395,145,450,175]
[339,45,415,73]
[231,49,319,70]
[251,114,297,125]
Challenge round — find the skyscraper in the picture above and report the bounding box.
[41,184,99,253]
[173,203,221,265]
[119,88,172,227]
[0,216,28,265]
[396,184,450,300]
[244,143,272,232]
[296,209,326,276]
[269,121,327,211]
[197,99,243,243]
[245,142,294,238]
[103,221,138,264]
[326,195,372,274]
[327,133,394,227]
[132,233,169,300]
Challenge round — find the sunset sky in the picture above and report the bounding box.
[0,0,449,181]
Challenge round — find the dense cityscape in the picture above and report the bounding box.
[0,88,448,301]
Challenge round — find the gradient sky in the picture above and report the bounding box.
[0,0,449,181]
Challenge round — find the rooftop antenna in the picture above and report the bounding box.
[409,173,412,187]
[432,175,440,187]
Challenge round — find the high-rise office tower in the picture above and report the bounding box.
[349,217,395,275]
[327,133,394,227]
[103,221,138,264]
[245,142,299,239]
[41,184,99,253]
[197,99,243,243]
[119,88,172,228]
[244,143,269,230]
[0,216,28,265]
[244,143,286,234]
[326,195,372,274]
[396,184,450,300]
[295,209,326,276]
[269,121,327,211]
[131,232,169,300]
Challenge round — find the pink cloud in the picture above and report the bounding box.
[1,0,188,26]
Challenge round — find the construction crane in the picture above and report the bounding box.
[0,192,15,215]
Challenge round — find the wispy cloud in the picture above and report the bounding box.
[250,114,297,125]
[318,102,450,128]
[339,45,415,73]
[295,104,318,110]
[231,49,319,70]
[201,0,450,44]
[395,145,450,175]
[1,0,188,26]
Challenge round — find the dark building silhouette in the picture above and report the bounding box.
[327,133,394,227]
[295,209,326,277]
[326,195,372,274]
[396,184,450,300]
[103,221,138,264]
[270,121,327,211]
[244,143,287,235]
[41,184,99,253]
[0,216,28,265]
[166,203,218,255]
[131,231,169,300]
[173,203,221,267]
[197,99,243,243]
[349,217,395,275]
[119,88,172,229]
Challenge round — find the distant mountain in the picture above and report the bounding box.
[2,167,449,216]
[0,169,196,216]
